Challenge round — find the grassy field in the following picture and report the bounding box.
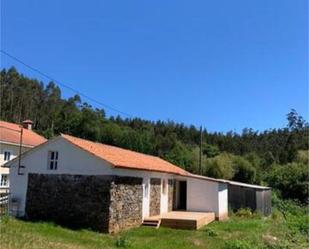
[1,209,308,249]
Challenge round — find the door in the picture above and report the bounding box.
[142,177,150,219]
[177,181,187,210]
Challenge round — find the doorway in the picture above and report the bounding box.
[177,181,187,210]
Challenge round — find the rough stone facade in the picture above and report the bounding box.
[25,174,142,233]
[149,178,161,216]
[168,179,174,211]
[108,176,143,233]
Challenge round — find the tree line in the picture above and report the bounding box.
[1,67,308,202]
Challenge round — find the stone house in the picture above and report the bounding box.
[0,120,46,193]
[6,134,228,233]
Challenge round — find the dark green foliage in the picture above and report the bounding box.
[205,153,235,179]
[232,156,256,184]
[163,141,194,172]
[204,228,218,237]
[266,163,309,203]
[203,143,220,158]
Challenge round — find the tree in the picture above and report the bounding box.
[205,153,235,179]
[266,163,309,203]
[164,141,194,171]
[287,109,306,130]
[232,156,256,184]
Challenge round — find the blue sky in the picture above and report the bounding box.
[1,0,308,132]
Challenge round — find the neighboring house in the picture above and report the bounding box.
[6,134,228,233]
[0,120,46,192]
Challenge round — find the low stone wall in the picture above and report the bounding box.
[109,176,143,233]
[168,179,174,211]
[26,174,143,233]
[149,178,161,216]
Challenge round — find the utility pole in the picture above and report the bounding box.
[199,125,202,174]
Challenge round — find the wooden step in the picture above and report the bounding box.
[142,219,161,229]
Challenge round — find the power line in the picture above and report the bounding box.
[0,49,133,118]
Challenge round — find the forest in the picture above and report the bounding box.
[1,67,308,203]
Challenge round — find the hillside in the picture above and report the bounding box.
[1,67,308,203]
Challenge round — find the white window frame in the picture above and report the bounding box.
[0,174,9,187]
[3,150,12,162]
[47,151,59,170]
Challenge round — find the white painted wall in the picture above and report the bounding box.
[218,183,228,219]
[186,177,228,219]
[0,143,30,190]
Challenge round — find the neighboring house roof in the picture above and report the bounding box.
[0,120,47,147]
[61,134,189,176]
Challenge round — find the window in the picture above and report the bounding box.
[0,174,9,187]
[48,151,59,170]
[3,151,11,161]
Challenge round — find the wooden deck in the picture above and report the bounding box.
[144,211,215,230]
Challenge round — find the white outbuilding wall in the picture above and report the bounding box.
[186,177,228,219]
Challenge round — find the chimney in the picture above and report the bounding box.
[22,120,33,130]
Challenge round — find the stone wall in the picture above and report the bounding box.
[109,176,143,233]
[25,174,143,233]
[168,179,174,211]
[149,178,161,216]
[26,174,112,232]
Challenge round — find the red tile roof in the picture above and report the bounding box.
[0,120,47,147]
[62,134,189,176]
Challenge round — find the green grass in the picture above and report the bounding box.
[1,211,308,249]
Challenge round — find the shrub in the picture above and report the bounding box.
[224,240,251,249]
[265,163,309,203]
[295,150,309,165]
[271,210,282,221]
[115,236,131,248]
[204,228,218,237]
[235,208,252,218]
[272,195,309,236]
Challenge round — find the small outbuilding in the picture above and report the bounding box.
[227,181,271,216]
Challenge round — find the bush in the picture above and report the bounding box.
[271,210,282,221]
[224,240,251,249]
[235,208,253,218]
[204,228,218,237]
[272,195,309,236]
[265,163,309,203]
[115,236,131,248]
[296,150,309,165]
